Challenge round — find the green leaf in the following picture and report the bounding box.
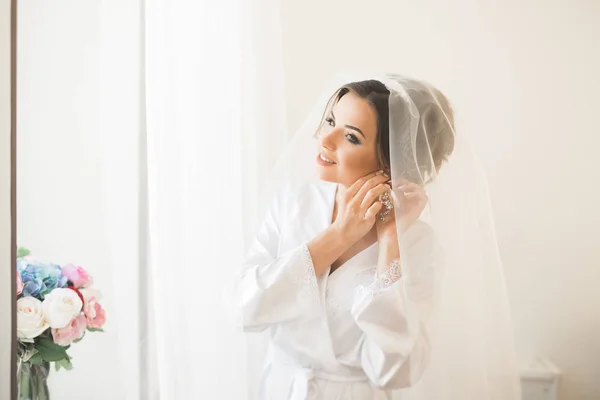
[54,358,73,372]
[28,353,43,365]
[73,332,86,343]
[35,338,70,362]
[18,343,38,362]
[87,327,104,333]
[17,247,31,258]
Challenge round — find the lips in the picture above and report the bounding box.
[316,153,336,167]
[319,153,336,164]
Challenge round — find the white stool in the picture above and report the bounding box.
[520,356,561,400]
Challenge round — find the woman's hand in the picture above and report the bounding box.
[331,171,391,245]
[376,178,429,242]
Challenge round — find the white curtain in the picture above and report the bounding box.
[144,0,286,398]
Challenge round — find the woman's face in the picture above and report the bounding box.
[316,92,380,186]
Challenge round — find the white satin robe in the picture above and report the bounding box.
[235,180,434,400]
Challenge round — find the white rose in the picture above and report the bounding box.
[42,288,83,329]
[17,297,50,342]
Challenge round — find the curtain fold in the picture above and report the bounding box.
[144,0,286,398]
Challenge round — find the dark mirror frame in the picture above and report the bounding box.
[10,0,17,398]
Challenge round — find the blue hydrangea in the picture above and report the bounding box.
[17,258,68,300]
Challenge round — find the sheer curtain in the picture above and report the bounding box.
[144,0,286,398]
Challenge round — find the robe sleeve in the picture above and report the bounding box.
[231,184,321,332]
[351,221,442,390]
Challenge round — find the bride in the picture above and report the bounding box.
[230,74,522,400]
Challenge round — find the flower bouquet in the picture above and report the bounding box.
[16,248,106,400]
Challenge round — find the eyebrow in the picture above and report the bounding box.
[331,111,367,140]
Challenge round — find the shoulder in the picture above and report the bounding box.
[274,180,335,205]
[268,180,335,225]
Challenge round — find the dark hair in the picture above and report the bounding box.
[319,78,456,183]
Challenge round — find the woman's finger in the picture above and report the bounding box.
[398,183,426,199]
[402,189,424,198]
[403,191,429,213]
[364,201,383,221]
[346,171,386,199]
[359,183,390,210]
[397,182,422,192]
[352,174,389,205]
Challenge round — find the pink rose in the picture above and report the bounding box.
[80,288,102,302]
[52,314,87,346]
[83,296,106,329]
[16,271,24,295]
[61,265,93,288]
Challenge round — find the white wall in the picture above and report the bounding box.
[0,0,13,399]
[17,1,142,399]
[280,1,600,399]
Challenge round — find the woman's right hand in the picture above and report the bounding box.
[331,170,391,245]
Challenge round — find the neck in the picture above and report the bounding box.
[334,182,348,200]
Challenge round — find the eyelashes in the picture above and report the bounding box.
[345,133,360,144]
[324,117,361,145]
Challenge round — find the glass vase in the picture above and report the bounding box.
[17,360,50,400]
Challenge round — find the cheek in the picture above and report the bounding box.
[338,146,379,178]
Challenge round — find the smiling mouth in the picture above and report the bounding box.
[319,154,336,164]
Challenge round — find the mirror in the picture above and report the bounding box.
[15,2,143,398]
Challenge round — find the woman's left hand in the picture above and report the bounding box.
[376,179,428,241]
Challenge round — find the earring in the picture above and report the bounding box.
[380,191,394,211]
[378,190,393,222]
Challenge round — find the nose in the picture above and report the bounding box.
[317,127,338,150]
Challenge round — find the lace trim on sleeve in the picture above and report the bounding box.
[373,258,403,291]
[294,244,320,309]
[355,258,403,298]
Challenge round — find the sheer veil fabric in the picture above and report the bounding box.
[232,73,522,399]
